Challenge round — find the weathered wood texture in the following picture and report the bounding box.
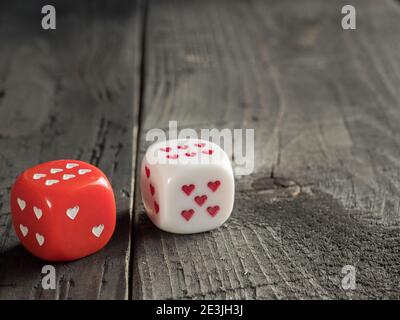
[132,0,400,299]
[1,0,400,300]
[0,1,143,299]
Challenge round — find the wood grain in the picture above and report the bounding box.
[0,0,143,299]
[1,0,400,300]
[132,0,400,299]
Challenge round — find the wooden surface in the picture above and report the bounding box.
[1,0,400,299]
[0,0,143,299]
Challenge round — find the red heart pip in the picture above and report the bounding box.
[141,139,235,234]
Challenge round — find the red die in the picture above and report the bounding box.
[10,160,116,261]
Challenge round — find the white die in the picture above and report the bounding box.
[140,139,235,234]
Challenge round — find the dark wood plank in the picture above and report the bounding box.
[132,0,400,299]
[0,0,143,299]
